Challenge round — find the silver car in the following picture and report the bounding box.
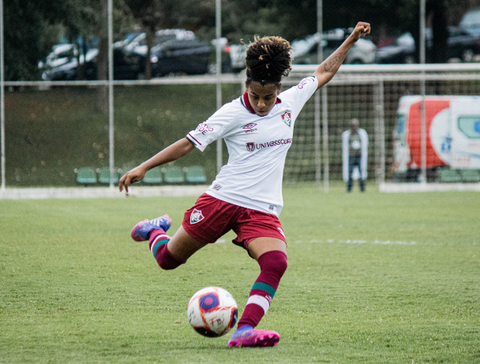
[291,28,376,65]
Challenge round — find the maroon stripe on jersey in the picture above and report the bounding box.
[242,92,283,114]
[242,92,256,114]
[187,133,202,146]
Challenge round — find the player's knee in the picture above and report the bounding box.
[259,250,288,277]
[275,253,288,276]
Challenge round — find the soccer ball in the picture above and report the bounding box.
[187,286,238,337]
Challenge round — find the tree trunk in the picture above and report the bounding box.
[429,0,448,63]
[144,25,154,80]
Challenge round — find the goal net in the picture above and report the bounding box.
[283,63,480,191]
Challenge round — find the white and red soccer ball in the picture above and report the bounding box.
[187,287,238,337]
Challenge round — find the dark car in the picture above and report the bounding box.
[42,46,142,81]
[376,27,480,64]
[445,26,480,62]
[121,29,211,78]
[375,33,416,64]
[148,38,211,77]
[41,29,212,81]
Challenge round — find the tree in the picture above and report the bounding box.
[3,0,71,81]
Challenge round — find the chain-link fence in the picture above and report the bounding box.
[1,64,480,195]
[285,63,480,191]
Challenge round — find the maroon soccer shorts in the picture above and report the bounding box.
[182,193,286,249]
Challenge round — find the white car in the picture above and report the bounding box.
[292,28,376,65]
[460,6,480,36]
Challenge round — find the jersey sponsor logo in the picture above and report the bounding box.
[190,208,205,224]
[195,123,214,135]
[246,138,293,152]
[243,123,258,133]
[246,142,255,152]
[281,111,292,127]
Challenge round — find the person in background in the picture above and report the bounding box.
[342,118,368,192]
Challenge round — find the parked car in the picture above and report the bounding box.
[228,44,248,72]
[110,29,211,78]
[148,37,212,77]
[123,29,196,56]
[445,26,480,62]
[375,32,415,64]
[207,37,233,74]
[40,29,212,80]
[291,28,376,65]
[41,45,141,81]
[41,44,98,81]
[376,27,480,64]
[460,6,480,36]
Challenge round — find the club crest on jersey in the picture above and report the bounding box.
[281,111,292,127]
[190,208,204,224]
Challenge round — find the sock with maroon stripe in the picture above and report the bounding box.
[149,229,184,270]
[237,250,288,328]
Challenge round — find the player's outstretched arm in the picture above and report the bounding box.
[313,22,371,90]
[119,138,195,193]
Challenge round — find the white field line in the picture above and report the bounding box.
[294,239,418,245]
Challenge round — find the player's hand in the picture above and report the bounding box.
[349,22,371,42]
[119,165,147,193]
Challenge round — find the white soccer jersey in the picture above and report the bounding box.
[186,76,318,217]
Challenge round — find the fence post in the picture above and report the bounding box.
[108,0,115,189]
[215,0,223,173]
[0,0,5,191]
[322,86,329,192]
[374,80,386,186]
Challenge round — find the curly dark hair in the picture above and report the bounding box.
[245,36,293,85]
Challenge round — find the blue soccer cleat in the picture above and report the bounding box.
[228,325,280,347]
[131,214,172,241]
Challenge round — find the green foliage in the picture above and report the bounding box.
[4,0,480,79]
[0,186,479,362]
[3,84,241,186]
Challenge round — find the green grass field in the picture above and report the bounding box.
[1,185,479,363]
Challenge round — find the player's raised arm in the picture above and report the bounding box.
[313,22,371,90]
[119,138,195,193]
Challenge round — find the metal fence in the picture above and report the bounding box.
[1,64,480,196]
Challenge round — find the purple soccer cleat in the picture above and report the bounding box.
[130,214,172,241]
[228,325,280,348]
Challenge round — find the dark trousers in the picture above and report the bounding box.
[347,155,365,192]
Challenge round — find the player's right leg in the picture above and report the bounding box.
[131,216,207,270]
[228,237,286,348]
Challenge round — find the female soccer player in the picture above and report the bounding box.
[119,22,371,348]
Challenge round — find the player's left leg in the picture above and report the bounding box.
[347,158,355,192]
[228,237,287,348]
[354,157,364,192]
